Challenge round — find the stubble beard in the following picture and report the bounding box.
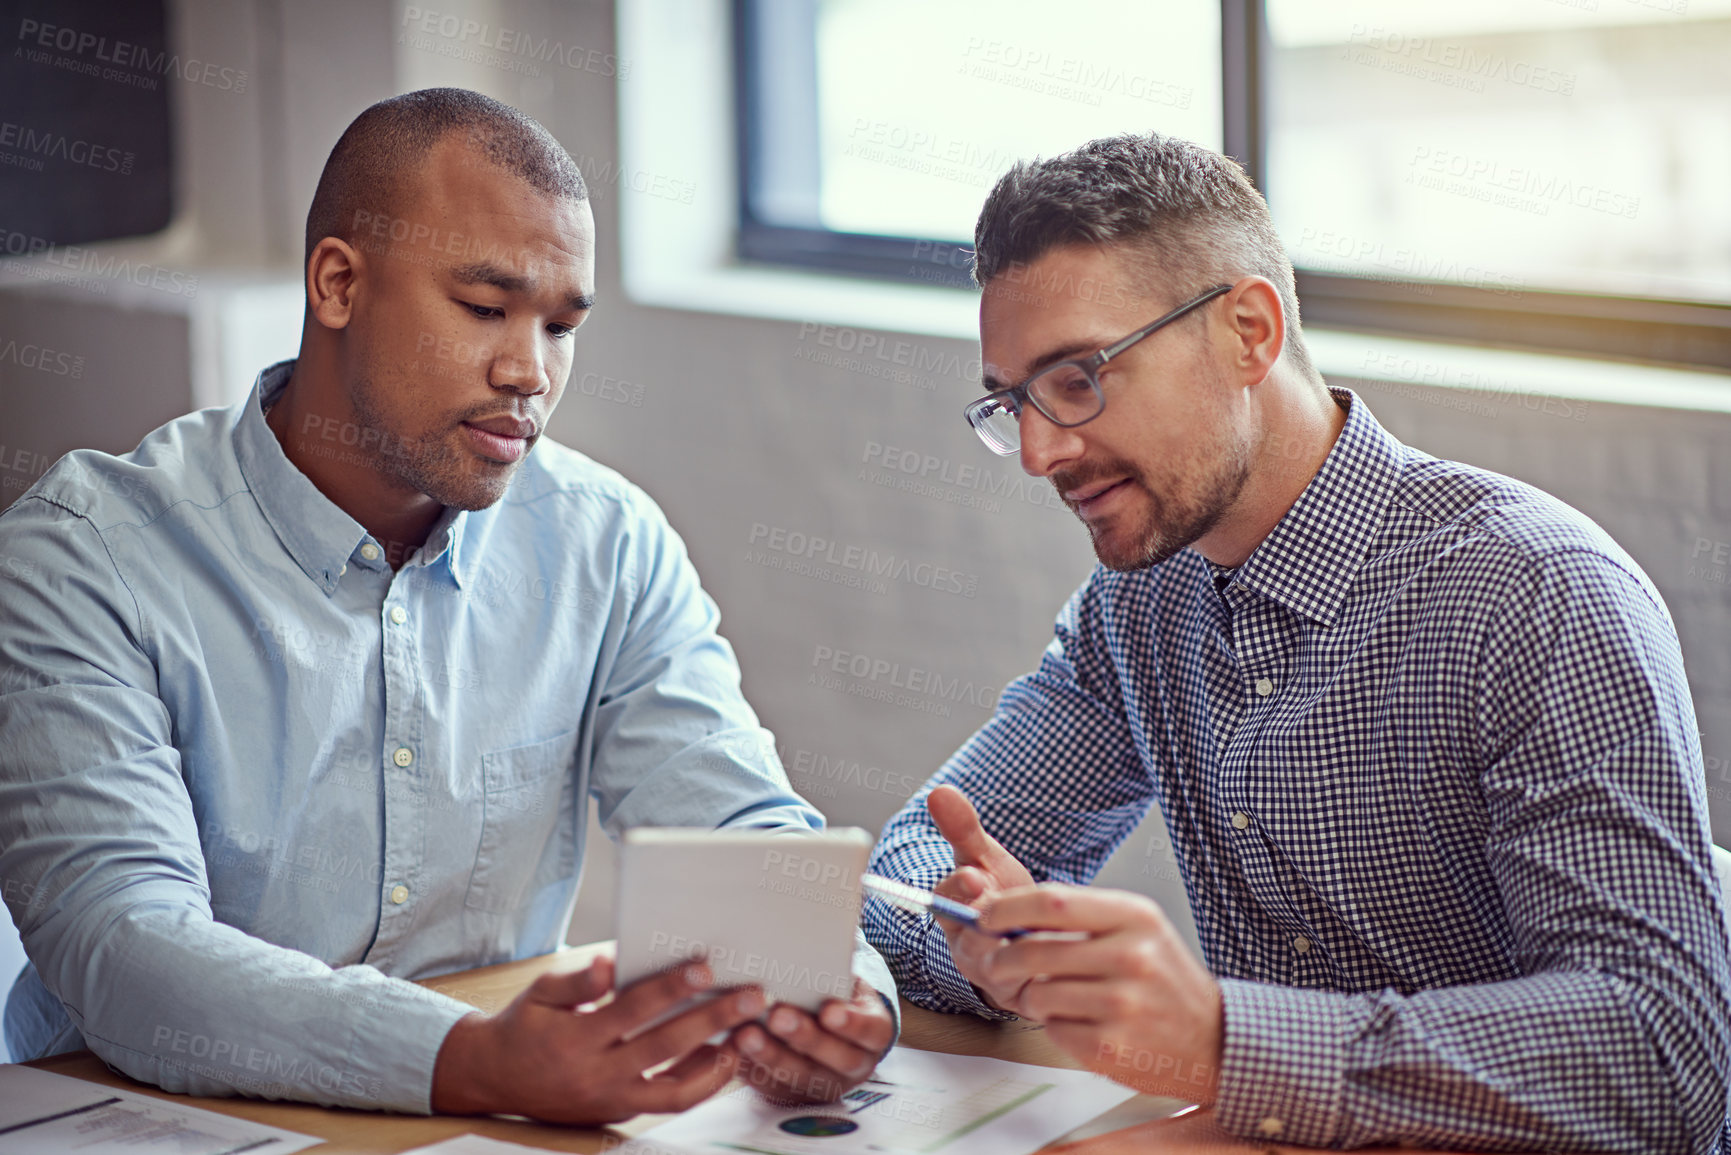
[347,374,522,512]
[1062,429,1252,573]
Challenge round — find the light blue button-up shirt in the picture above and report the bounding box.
[0,360,890,1111]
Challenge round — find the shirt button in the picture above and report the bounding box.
[1258,1117,1284,1137]
[392,746,414,768]
[1230,811,1251,830]
[389,606,408,625]
[1293,935,1312,955]
[360,543,381,562]
[338,563,347,576]
[1255,677,1274,697]
[389,884,409,905]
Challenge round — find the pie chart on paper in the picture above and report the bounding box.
[778,1115,861,1137]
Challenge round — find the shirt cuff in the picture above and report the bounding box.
[1214,978,1348,1148]
[851,934,902,1047]
[913,916,1018,1022]
[350,980,483,1114]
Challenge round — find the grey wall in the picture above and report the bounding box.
[2,1,1728,990]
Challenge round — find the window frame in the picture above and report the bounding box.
[732,0,1731,371]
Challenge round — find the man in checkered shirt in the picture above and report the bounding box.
[862,133,1731,1153]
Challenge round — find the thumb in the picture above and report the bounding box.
[529,956,614,1009]
[927,784,1002,869]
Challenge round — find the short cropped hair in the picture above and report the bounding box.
[304,87,586,262]
[973,133,1315,381]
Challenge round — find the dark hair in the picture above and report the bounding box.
[973,132,1315,381]
[304,87,586,261]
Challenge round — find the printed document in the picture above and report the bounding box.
[618,1047,1140,1155]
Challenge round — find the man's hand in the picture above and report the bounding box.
[431,954,765,1124]
[927,784,1036,1011]
[731,977,895,1104]
[976,884,1222,1104]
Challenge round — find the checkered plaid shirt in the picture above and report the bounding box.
[865,388,1730,1153]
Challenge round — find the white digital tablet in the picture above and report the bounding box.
[614,827,871,1012]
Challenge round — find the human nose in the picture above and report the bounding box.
[487,322,552,397]
[1017,404,1085,478]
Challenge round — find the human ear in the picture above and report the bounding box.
[305,237,362,331]
[1220,276,1285,387]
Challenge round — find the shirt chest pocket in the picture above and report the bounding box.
[464,729,579,913]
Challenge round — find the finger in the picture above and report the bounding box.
[1014,977,1128,1024]
[622,985,767,1072]
[601,960,718,1039]
[629,1044,741,1114]
[762,1004,878,1081]
[527,957,614,1009]
[932,865,990,904]
[817,990,895,1057]
[734,1024,852,1104]
[982,930,1147,987]
[982,884,1156,936]
[926,785,1006,870]
[932,870,992,939]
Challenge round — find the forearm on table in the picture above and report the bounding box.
[35,901,473,1113]
[1216,968,1728,1153]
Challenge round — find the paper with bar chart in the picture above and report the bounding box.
[620,1046,1139,1155]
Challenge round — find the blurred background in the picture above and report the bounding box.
[3,0,1730,1058]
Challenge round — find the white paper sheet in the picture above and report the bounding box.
[396,1136,555,1154]
[619,1047,1139,1155]
[0,1064,322,1155]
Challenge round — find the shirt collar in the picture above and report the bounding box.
[1217,387,1405,628]
[231,360,474,595]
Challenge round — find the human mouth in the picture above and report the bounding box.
[461,415,538,464]
[1063,478,1130,517]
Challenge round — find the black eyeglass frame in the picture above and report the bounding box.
[962,283,1235,455]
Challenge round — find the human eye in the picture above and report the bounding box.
[1038,363,1094,398]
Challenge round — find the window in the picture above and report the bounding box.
[736,0,1731,369]
[735,0,1223,288]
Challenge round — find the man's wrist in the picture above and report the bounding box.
[430,1012,497,1116]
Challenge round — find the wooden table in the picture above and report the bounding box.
[22,944,1481,1153]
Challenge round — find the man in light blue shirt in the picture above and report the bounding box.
[0,88,893,1123]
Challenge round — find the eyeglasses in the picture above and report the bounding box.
[962,283,1233,455]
